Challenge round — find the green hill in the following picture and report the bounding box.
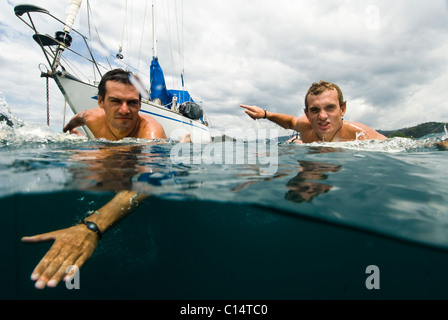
[378,122,448,138]
[211,122,447,142]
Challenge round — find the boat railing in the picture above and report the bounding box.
[15,4,107,85]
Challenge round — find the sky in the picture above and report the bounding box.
[1,0,448,136]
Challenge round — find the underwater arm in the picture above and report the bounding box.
[22,190,149,289]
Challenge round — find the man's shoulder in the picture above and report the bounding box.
[86,107,105,116]
[84,108,106,122]
[137,113,166,139]
[344,121,386,140]
[294,115,312,128]
[344,121,370,131]
[139,113,163,127]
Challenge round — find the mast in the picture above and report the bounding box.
[52,0,83,72]
[152,0,158,58]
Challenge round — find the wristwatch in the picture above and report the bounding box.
[80,220,102,240]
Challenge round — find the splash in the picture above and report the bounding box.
[0,122,89,146]
[0,96,87,145]
[304,137,433,153]
[0,95,25,128]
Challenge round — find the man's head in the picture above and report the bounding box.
[97,69,142,134]
[304,81,346,111]
[303,81,347,141]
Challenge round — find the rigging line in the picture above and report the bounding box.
[162,0,176,89]
[60,56,84,81]
[86,0,110,75]
[87,0,91,42]
[86,0,106,79]
[128,1,134,64]
[116,57,151,79]
[172,0,181,100]
[174,0,183,91]
[86,0,96,81]
[172,0,185,102]
[174,0,184,91]
[119,0,128,54]
[179,0,185,94]
[137,0,149,74]
[60,53,111,84]
[181,0,185,85]
[61,43,111,75]
[180,0,186,101]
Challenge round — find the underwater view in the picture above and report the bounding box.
[2,97,448,300]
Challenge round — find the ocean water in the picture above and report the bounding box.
[2,99,448,300]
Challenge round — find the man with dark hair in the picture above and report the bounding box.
[23,69,169,290]
[63,68,166,140]
[241,80,386,143]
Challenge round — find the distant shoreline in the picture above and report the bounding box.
[377,122,447,139]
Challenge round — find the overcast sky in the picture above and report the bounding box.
[1,0,448,135]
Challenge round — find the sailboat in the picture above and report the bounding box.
[14,0,212,143]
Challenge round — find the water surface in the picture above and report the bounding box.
[2,106,448,299]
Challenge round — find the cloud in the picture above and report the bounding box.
[1,0,448,133]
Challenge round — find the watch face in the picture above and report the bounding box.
[83,220,101,239]
[87,222,96,230]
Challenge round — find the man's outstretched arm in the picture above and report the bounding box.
[240,104,307,131]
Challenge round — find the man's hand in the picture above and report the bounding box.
[240,105,266,120]
[66,128,84,136]
[180,132,192,143]
[286,135,303,144]
[22,224,99,289]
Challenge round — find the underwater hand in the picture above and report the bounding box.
[22,225,99,289]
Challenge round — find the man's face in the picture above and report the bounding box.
[99,81,141,132]
[305,89,346,140]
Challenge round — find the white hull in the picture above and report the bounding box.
[55,73,211,143]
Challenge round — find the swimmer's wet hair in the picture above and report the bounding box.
[304,81,346,110]
[98,68,140,101]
